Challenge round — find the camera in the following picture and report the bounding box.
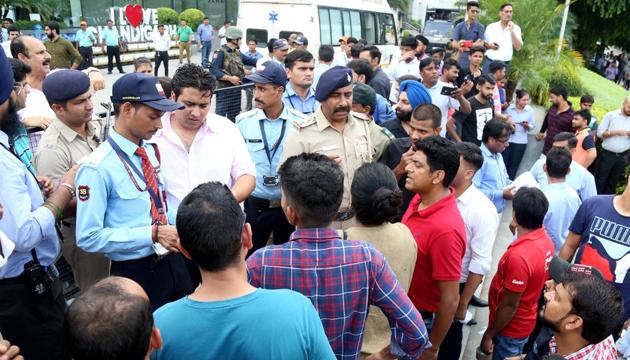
[263,175,279,187]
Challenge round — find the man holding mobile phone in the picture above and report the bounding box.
[387,36,421,81]
[452,1,486,69]
[483,3,523,73]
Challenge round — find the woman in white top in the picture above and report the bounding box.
[343,163,418,357]
[502,89,535,180]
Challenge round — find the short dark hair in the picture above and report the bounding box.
[171,63,216,98]
[500,3,513,10]
[414,136,460,188]
[512,187,548,229]
[10,58,31,82]
[347,59,373,83]
[318,45,334,62]
[515,89,529,99]
[467,1,480,10]
[64,278,153,360]
[553,132,578,149]
[157,24,164,29]
[550,85,568,100]
[176,182,245,272]
[46,21,60,35]
[351,163,402,225]
[454,142,484,171]
[412,103,441,128]
[203,17,209,20]
[469,45,486,56]
[248,37,258,44]
[284,49,314,70]
[11,35,27,58]
[279,153,344,227]
[347,36,358,44]
[267,38,277,54]
[580,94,594,104]
[157,76,172,98]
[442,58,460,72]
[7,25,18,34]
[419,57,440,71]
[350,44,364,59]
[360,45,381,64]
[482,119,510,143]
[3,18,13,24]
[545,147,572,178]
[574,109,591,122]
[489,60,507,74]
[133,57,152,70]
[561,273,624,344]
[476,74,496,87]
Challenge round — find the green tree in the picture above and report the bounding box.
[571,0,629,54]
[1,0,52,19]
[387,0,409,13]
[157,7,178,25]
[178,8,205,32]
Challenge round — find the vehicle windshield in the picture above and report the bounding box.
[424,21,452,37]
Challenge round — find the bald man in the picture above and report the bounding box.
[594,95,630,194]
[64,277,162,360]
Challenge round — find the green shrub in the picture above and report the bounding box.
[157,8,178,25]
[179,8,205,31]
[15,20,43,30]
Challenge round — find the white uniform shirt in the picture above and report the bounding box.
[152,32,171,51]
[484,21,523,62]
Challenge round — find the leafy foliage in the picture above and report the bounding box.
[571,0,629,53]
[387,0,409,13]
[178,8,205,32]
[157,7,178,25]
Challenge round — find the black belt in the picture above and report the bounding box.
[602,149,629,156]
[335,209,355,222]
[247,196,281,209]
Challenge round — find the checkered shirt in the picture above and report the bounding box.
[548,335,617,360]
[246,228,430,359]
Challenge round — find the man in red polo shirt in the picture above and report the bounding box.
[402,136,466,360]
[479,187,554,360]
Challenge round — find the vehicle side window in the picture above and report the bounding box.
[363,12,376,44]
[246,29,268,47]
[279,30,302,41]
[319,8,332,45]
[377,13,396,45]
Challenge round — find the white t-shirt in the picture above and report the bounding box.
[218,26,227,46]
[484,21,523,62]
[386,57,420,82]
[426,80,461,136]
[1,40,11,58]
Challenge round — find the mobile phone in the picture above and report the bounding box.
[441,86,457,96]
[463,40,473,48]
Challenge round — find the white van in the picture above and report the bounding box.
[237,0,399,65]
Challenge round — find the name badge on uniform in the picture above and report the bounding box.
[247,139,263,143]
[320,144,339,154]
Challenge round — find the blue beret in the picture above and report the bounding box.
[399,80,432,109]
[315,66,353,102]
[245,61,287,87]
[43,69,91,103]
[0,47,13,105]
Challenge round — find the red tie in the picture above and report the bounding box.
[135,147,167,224]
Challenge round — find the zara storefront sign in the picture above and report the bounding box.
[93,5,177,44]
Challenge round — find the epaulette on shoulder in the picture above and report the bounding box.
[235,108,258,123]
[291,116,317,129]
[81,143,112,167]
[286,107,308,120]
[381,126,396,140]
[350,111,372,122]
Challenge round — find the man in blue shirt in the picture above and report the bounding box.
[473,119,514,213]
[152,182,335,360]
[75,73,192,310]
[451,1,486,69]
[530,132,597,202]
[196,17,213,67]
[75,20,96,69]
[541,147,581,253]
[0,47,77,360]
[237,61,304,253]
[282,49,319,116]
[100,19,125,74]
[347,58,396,124]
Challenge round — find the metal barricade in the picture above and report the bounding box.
[213,83,255,122]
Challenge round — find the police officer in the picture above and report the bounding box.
[0,46,76,360]
[209,26,257,122]
[34,69,110,291]
[236,61,305,253]
[279,66,394,229]
[75,73,193,310]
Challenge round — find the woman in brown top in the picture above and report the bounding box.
[344,162,418,358]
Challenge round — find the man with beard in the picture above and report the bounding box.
[0,46,78,360]
[448,74,496,145]
[421,58,472,136]
[383,80,432,139]
[282,49,318,115]
[44,21,82,70]
[237,61,305,253]
[525,257,622,360]
[75,73,194,310]
[34,70,110,292]
[280,66,392,229]
[594,96,630,194]
[536,85,575,156]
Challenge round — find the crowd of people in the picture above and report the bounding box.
[0,2,630,360]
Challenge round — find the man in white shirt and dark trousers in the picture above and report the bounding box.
[594,95,630,194]
[152,24,171,76]
[483,3,523,73]
[441,141,499,359]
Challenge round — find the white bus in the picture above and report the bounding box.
[237,0,399,65]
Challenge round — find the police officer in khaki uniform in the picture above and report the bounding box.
[34,69,110,291]
[209,26,258,122]
[280,66,393,229]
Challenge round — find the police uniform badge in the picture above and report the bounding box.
[78,185,90,201]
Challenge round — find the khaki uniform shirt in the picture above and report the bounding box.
[345,224,417,354]
[280,108,393,213]
[45,36,83,69]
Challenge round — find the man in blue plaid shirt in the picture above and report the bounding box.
[247,153,430,359]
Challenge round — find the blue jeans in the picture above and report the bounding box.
[201,41,212,66]
[493,335,528,360]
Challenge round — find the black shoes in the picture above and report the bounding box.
[470,295,489,307]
